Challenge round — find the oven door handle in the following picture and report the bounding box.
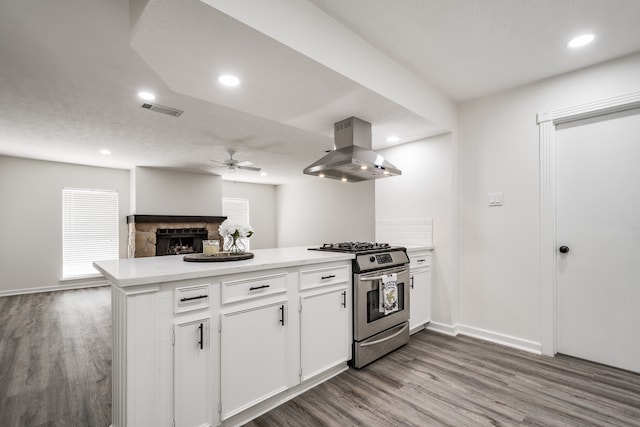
[359,323,409,347]
[360,268,409,282]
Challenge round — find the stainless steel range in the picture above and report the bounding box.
[309,242,410,368]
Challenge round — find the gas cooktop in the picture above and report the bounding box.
[309,242,408,272]
[309,242,402,254]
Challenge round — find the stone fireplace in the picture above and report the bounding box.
[127,215,226,258]
[155,227,208,256]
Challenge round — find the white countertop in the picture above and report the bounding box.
[400,245,434,251]
[94,246,354,288]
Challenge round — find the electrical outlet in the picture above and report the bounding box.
[488,192,503,206]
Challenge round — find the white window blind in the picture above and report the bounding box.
[222,197,251,250]
[62,188,119,279]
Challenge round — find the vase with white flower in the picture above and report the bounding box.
[218,219,254,254]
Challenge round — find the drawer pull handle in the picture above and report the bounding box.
[180,295,207,302]
[361,268,409,281]
[417,259,427,262]
[321,274,336,280]
[249,284,270,291]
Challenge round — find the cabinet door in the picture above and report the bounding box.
[220,302,288,420]
[300,287,349,381]
[174,318,212,427]
[410,269,431,332]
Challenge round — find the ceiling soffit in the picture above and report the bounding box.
[130,0,450,148]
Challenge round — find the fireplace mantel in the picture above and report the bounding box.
[127,215,226,258]
[127,215,226,224]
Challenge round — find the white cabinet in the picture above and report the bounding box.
[300,286,349,381]
[299,264,350,382]
[174,317,213,427]
[103,253,353,427]
[408,250,432,333]
[220,300,289,420]
[220,272,287,304]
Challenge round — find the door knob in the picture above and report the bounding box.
[559,246,570,254]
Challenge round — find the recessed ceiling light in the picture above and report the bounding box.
[260,172,267,176]
[567,33,595,48]
[318,173,325,178]
[218,75,241,87]
[137,91,156,101]
[341,177,347,182]
[360,165,368,170]
[386,136,400,143]
[99,149,111,155]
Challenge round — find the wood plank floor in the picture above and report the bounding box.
[247,331,640,427]
[0,287,111,427]
[2,287,640,426]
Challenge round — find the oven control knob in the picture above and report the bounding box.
[369,256,376,263]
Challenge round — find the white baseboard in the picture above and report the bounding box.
[456,324,542,354]
[409,323,426,335]
[425,321,542,355]
[426,321,457,336]
[0,279,109,297]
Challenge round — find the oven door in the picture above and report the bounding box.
[353,265,410,341]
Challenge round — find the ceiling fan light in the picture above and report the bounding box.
[209,150,261,172]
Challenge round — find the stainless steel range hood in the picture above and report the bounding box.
[303,117,401,182]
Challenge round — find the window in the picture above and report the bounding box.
[62,188,119,279]
[222,197,251,250]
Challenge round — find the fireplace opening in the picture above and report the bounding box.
[156,228,208,256]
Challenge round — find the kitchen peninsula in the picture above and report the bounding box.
[94,247,355,427]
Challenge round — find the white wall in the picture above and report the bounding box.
[132,166,222,215]
[275,177,375,247]
[376,133,457,328]
[458,52,640,346]
[222,181,277,249]
[0,156,130,295]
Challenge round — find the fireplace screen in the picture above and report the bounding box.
[155,228,208,256]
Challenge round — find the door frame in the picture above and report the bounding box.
[537,90,640,356]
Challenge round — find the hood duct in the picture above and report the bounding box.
[303,117,401,182]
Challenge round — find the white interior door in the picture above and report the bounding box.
[556,108,640,373]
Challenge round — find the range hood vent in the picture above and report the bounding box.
[303,117,401,182]
[140,102,183,117]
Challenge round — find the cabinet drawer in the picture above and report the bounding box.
[300,265,350,290]
[221,272,287,304]
[409,251,432,270]
[175,284,210,313]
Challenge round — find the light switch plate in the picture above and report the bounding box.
[488,192,503,206]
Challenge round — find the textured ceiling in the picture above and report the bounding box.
[1,0,640,184]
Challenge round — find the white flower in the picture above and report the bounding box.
[219,219,254,239]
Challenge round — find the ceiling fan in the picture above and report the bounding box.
[209,150,262,172]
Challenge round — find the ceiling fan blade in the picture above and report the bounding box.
[208,159,227,165]
[237,165,262,172]
[236,160,253,167]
